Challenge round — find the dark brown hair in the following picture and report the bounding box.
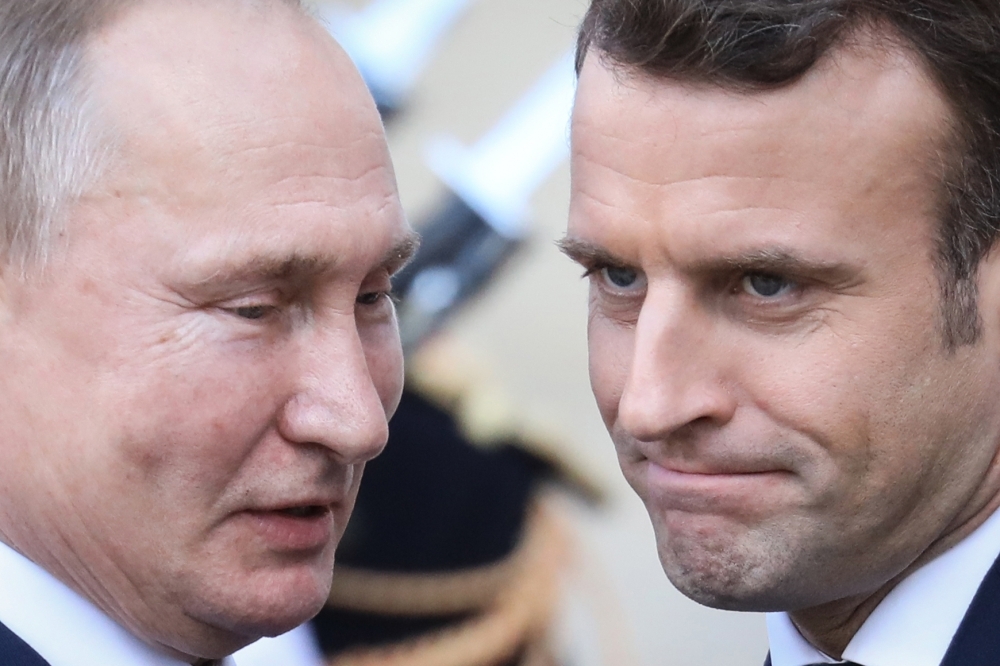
[577,0,1000,347]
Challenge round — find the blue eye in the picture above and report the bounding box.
[603,266,640,288]
[742,273,792,298]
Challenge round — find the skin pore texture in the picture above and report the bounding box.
[565,32,1000,658]
[0,1,416,662]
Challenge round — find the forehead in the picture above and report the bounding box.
[569,35,955,263]
[75,0,404,273]
[86,0,386,186]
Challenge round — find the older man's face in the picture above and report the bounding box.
[566,41,1000,614]
[0,1,413,660]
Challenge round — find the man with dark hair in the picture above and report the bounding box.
[0,0,417,664]
[561,1,1000,664]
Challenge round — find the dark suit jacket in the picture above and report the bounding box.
[763,551,1000,665]
[0,620,50,666]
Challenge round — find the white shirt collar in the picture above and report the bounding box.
[767,506,1000,666]
[233,625,325,666]
[0,540,236,666]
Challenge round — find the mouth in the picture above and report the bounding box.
[242,504,336,552]
[647,458,788,480]
[275,505,329,519]
[641,460,793,510]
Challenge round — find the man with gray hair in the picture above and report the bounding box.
[562,1,1000,664]
[0,0,417,664]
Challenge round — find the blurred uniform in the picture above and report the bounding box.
[311,341,601,666]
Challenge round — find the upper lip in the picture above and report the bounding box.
[649,459,781,475]
[634,442,785,476]
[247,494,344,513]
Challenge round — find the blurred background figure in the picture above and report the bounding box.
[236,0,769,664]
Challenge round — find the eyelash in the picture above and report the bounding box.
[580,262,805,307]
[735,272,799,300]
[581,262,646,291]
[356,290,395,306]
[230,304,275,320]
[219,285,395,322]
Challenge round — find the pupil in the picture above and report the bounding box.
[749,274,785,297]
[606,266,637,288]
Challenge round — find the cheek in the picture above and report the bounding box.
[587,313,633,429]
[97,347,288,496]
[735,322,953,497]
[744,344,865,435]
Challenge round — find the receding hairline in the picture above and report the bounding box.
[0,0,320,276]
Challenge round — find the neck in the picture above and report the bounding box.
[790,489,1000,657]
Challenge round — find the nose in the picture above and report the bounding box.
[277,316,394,465]
[616,291,737,442]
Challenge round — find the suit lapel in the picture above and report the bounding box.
[0,620,52,666]
[940,550,1000,665]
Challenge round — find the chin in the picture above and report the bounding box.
[190,562,333,648]
[654,522,809,613]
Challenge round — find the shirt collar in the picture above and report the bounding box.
[0,540,235,666]
[767,506,1000,666]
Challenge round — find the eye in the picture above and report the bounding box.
[230,304,274,320]
[741,273,794,298]
[602,266,640,289]
[588,264,646,294]
[356,291,386,306]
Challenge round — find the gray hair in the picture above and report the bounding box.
[0,0,308,273]
[0,1,116,271]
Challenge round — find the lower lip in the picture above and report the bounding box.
[241,508,334,552]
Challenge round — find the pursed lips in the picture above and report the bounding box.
[629,438,789,476]
[627,442,798,513]
[646,458,786,477]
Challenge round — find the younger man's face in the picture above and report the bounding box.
[565,40,1000,615]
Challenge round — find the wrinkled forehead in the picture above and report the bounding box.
[73,0,388,205]
[83,0,379,172]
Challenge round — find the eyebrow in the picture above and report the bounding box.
[382,231,422,273]
[558,236,859,283]
[690,249,860,286]
[192,231,422,289]
[557,237,626,267]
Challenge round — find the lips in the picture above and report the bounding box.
[242,502,337,551]
[276,505,328,518]
[638,458,794,515]
[630,437,789,476]
[649,460,779,476]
